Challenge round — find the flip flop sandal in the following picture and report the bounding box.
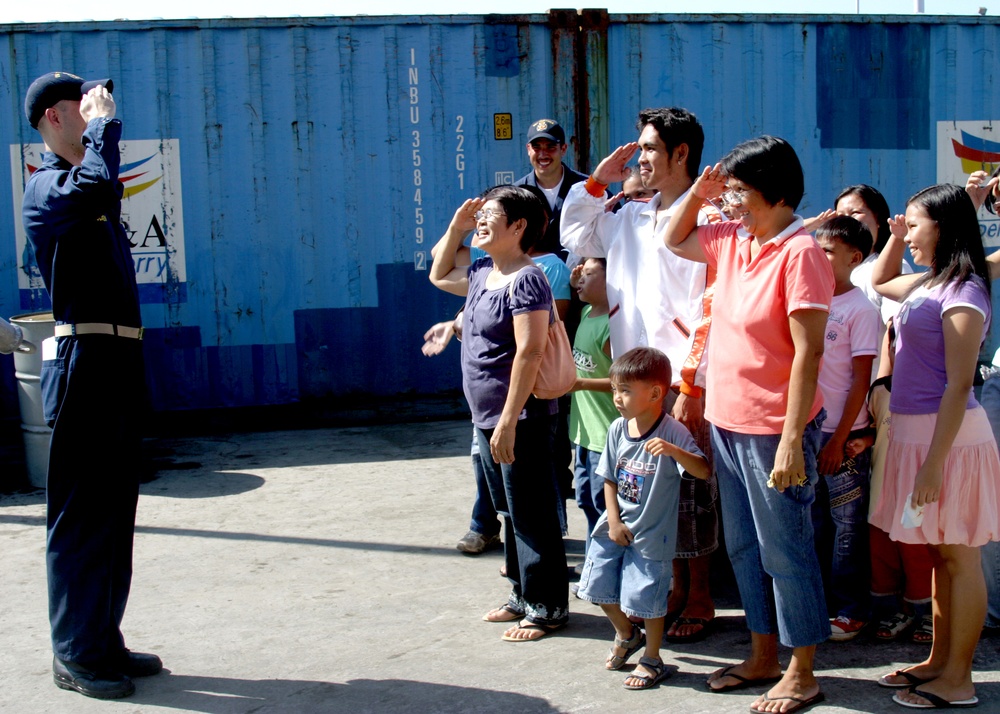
[878,670,932,689]
[707,665,783,693]
[750,691,825,714]
[606,624,646,670]
[664,616,714,643]
[876,612,916,641]
[892,688,979,709]
[500,621,565,642]
[482,603,524,623]
[623,656,671,690]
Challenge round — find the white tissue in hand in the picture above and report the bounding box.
[900,494,924,528]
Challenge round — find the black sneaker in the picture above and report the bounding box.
[53,657,135,699]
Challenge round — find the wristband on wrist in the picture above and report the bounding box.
[585,176,608,197]
[679,382,703,399]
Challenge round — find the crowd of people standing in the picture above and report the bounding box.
[427,108,1000,713]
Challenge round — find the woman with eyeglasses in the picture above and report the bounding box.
[665,136,834,714]
[429,185,569,642]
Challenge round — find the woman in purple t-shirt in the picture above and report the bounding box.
[429,185,569,641]
[871,183,1000,709]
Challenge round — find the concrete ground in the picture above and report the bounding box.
[1,418,998,713]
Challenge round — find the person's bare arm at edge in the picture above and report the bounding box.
[770,308,826,493]
[489,308,549,465]
[871,214,923,301]
[429,198,485,296]
[911,306,985,507]
[665,163,725,264]
[986,252,1000,282]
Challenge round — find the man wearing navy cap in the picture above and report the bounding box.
[22,71,159,699]
[514,119,590,256]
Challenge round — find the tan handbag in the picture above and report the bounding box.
[508,275,576,400]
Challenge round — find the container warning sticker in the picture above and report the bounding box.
[494,113,513,141]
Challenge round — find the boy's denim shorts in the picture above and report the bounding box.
[576,534,672,619]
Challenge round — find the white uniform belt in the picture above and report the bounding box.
[54,323,144,340]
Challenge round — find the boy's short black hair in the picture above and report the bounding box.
[816,215,873,259]
[609,347,671,390]
[584,256,607,270]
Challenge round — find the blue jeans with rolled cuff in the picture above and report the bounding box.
[711,413,831,648]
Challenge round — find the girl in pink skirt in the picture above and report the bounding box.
[871,183,1000,710]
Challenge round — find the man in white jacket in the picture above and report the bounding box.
[561,107,722,643]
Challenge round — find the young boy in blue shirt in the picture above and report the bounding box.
[577,347,709,690]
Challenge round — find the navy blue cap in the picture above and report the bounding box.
[527,119,565,145]
[24,72,113,129]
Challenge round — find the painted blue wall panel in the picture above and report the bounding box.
[817,23,930,150]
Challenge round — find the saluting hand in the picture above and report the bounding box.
[592,143,638,186]
[887,213,908,240]
[966,170,1000,212]
[80,85,116,122]
[692,163,726,201]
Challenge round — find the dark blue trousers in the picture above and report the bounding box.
[43,335,145,666]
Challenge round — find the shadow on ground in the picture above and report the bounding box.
[129,674,561,714]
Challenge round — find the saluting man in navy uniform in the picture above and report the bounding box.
[22,72,160,700]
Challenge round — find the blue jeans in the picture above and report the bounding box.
[712,415,831,648]
[811,432,871,622]
[574,445,606,557]
[979,374,1000,628]
[476,414,569,626]
[469,431,501,537]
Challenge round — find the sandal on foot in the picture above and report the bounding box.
[878,670,932,689]
[665,615,714,643]
[707,665,782,693]
[622,656,671,690]
[750,691,825,714]
[482,604,523,623]
[501,620,565,642]
[892,689,979,709]
[606,624,645,670]
[911,615,933,644]
[876,612,916,642]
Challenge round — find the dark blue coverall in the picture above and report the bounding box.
[22,117,146,668]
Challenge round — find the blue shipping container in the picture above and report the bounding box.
[0,12,997,416]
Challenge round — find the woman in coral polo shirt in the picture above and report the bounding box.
[666,136,834,714]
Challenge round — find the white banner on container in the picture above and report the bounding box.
[8,138,187,304]
[936,121,1000,248]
